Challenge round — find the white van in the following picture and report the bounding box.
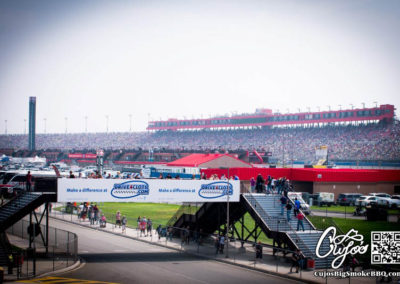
[315,192,335,207]
[287,192,311,215]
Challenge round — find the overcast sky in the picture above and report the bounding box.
[0,0,399,134]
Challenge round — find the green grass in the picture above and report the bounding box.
[332,217,400,243]
[310,205,356,213]
[95,202,182,226]
[309,215,400,237]
[231,213,274,245]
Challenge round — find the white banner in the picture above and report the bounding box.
[57,178,240,203]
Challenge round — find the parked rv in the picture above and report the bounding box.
[315,192,335,207]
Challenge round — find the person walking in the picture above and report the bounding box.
[285,201,292,222]
[90,209,95,225]
[140,217,147,237]
[266,175,272,194]
[93,204,99,225]
[250,177,256,192]
[219,235,225,254]
[279,194,287,215]
[26,171,32,192]
[255,174,265,193]
[115,211,121,228]
[255,241,263,259]
[167,226,173,241]
[146,218,152,237]
[294,198,301,217]
[215,236,220,254]
[296,212,305,231]
[290,249,302,273]
[121,216,127,233]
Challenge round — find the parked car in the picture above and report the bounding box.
[368,193,391,198]
[355,195,380,207]
[376,196,400,209]
[337,193,363,206]
[315,192,335,207]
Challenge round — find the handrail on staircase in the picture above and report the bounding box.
[241,186,314,258]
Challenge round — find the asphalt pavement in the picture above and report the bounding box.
[5,207,388,284]
[38,218,299,284]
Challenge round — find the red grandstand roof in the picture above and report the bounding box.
[167,154,225,167]
[167,153,251,167]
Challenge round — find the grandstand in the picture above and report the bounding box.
[147,104,395,131]
[0,105,399,166]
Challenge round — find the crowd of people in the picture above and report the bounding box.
[1,122,399,162]
[74,202,107,227]
[136,216,153,237]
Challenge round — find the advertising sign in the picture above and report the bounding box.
[57,178,240,203]
[68,153,97,159]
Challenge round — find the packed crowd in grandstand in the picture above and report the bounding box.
[1,122,399,162]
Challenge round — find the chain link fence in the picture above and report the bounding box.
[6,218,78,279]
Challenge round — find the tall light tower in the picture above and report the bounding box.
[43,118,47,133]
[105,115,109,133]
[24,119,27,135]
[129,114,132,132]
[29,97,36,151]
[4,120,7,134]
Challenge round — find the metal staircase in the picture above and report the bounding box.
[171,192,337,269]
[243,193,336,269]
[0,192,55,230]
[171,201,247,236]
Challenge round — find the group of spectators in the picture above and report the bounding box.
[136,216,152,237]
[1,122,399,162]
[75,202,107,227]
[251,175,292,194]
[279,194,305,231]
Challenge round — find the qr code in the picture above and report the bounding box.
[371,232,400,264]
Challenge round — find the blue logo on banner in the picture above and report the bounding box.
[199,181,233,199]
[111,181,149,199]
